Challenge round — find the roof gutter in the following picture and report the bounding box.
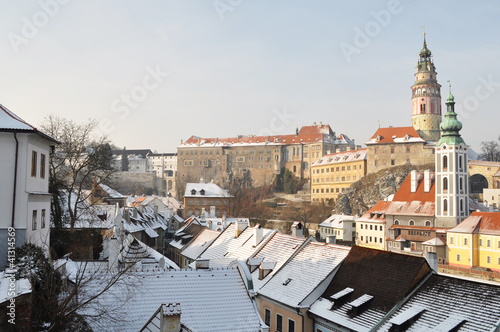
[11,132,19,229]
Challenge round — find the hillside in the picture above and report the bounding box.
[335,163,435,216]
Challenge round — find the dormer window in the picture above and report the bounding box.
[190,189,196,195]
[376,135,381,142]
[404,134,410,141]
[200,189,205,195]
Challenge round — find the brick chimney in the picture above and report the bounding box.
[424,170,431,193]
[410,170,418,193]
[254,224,263,246]
[161,303,182,332]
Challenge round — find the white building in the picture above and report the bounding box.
[0,104,58,268]
[319,214,357,243]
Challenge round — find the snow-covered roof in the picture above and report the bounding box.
[258,242,351,308]
[98,183,126,199]
[312,149,367,167]
[184,182,233,198]
[80,268,264,332]
[181,229,220,261]
[319,214,357,228]
[0,270,31,304]
[376,274,500,331]
[0,104,58,143]
[250,233,307,291]
[421,237,445,246]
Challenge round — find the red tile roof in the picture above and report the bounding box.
[367,126,423,144]
[357,201,391,223]
[449,212,500,236]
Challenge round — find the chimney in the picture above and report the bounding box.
[410,170,418,193]
[291,221,304,237]
[108,236,121,270]
[201,208,207,220]
[209,206,215,218]
[254,224,263,246]
[160,303,182,332]
[424,170,431,193]
[235,220,247,238]
[195,259,209,270]
[425,252,438,272]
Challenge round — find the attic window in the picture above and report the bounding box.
[376,213,382,219]
[348,294,373,317]
[433,316,467,332]
[330,287,354,310]
[389,307,425,331]
[376,135,381,142]
[283,278,292,286]
[200,189,205,195]
[190,189,196,195]
[404,134,410,141]
[370,213,375,219]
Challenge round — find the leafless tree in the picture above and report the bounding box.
[41,115,115,231]
[480,136,500,162]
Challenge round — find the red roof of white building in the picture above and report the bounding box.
[365,126,425,145]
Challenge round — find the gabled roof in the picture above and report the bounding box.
[250,233,307,290]
[181,229,220,261]
[357,201,391,223]
[80,268,264,332]
[319,214,357,228]
[376,274,500,331]
[386,172,435,217]
[310,246,431,331]
[258,242,351,308]
[448,212,500,235]
[0,104,59,143]
[184,182,233,198]
[366,127,425,145]
[312,149,367,167]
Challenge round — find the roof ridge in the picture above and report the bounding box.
[0,104,37,130]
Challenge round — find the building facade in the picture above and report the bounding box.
[0,104,58,268]
[183,180,234,217]
[311,149,367,203]
[177,123,357,193]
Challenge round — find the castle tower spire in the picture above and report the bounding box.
[435,83,469,226]
[411,33,442,141]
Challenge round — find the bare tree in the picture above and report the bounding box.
[480,137,500,162]
[41,115,115,231]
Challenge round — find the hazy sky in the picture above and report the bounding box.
[1,1,499,153]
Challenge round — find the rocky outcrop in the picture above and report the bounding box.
[335,164,434,216]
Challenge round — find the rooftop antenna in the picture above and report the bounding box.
[447,80,451,93]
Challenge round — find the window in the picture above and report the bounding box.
[32,210,37,230]
[394,220,399,225]
[264,309,270,326]
[406,147,410,153]
[41,209,46,228]
[31,151,37,177]
[479,239,483,247]
[450,236,454,245]
[360,224,363,229]
[40,154,46,179]
[457,254,461,262]
[487,239,491,248]
[425,221,431,227]
[443,155,448,169]
[391,147,395,153]
[276,314,283,332]
[487,256,491,264]
[464,237,468,246]
[443,177,448,191]
[288,319,295,332]
[391,159,395,166]
[443,199,448,213]
[409,220,415,226]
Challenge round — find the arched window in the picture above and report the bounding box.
[425,221,431,227]
[394,220,399,225]
[443,177,448,191]
[460,199,464,213]
[409,220,415,226]
[443,155,448,169]
[293,165,297,173]
[443,199,448,213]
[459,177,463,191]
[459,155,463,171]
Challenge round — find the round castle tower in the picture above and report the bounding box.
[411,34,442,142]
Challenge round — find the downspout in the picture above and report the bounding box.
[11,132,19,229]
[296,307,305,332]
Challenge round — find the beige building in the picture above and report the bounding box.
[366,126,435,174]
[311,148,367,203]
[176,123,357,195]
[355,201,390,251]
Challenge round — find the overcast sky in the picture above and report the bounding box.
[0,1,499,153]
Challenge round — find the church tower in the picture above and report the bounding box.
[435,87,469,227]
[411,34,442,141]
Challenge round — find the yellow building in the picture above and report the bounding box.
[311,148,367,203]
[355,201,390,250]
[447,212,500,272]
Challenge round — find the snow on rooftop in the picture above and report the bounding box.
[184,182,233,198]
[80,268,264,332]
[0,270,31,304]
